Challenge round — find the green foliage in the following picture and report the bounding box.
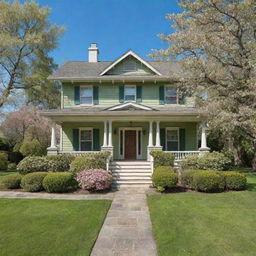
[0,137,10,151]
[19,139,45,157]
[221,171,247,191]
[21,172,48,192]
[69,152,110,174]
[181,169,199,188]
[7,162,17,170]
[150,150,175,168]
[46,154,75,172]
[192,170,225,192]
[180,152,232,171]
[43,172,77,193]
[0,173,22,189]
[155,166,175,173]
[152,168,178,192]
[0,152,8,171]
[17,156,49,174]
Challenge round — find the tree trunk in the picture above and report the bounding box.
[228,137,243,166]
[252,141,256,172]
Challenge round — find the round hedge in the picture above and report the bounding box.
[46,154,75,172]
[181,169,200,188]
[152,170,178,192]
[221,171,247,191]
[43,172,77,193]
[1,173,22,189]
[21,172,48,192]
[154,166,175,173]
[192,170,225,192]
[17,156,49,174]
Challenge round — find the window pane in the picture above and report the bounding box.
[165,87,177,104]
[167,141,178,151]
[124,95,135,101]
[80,141,92,151]
[80,87,92,104]
[165,97,177,104]
[167,130,178,141]
[124,86,136,101]
[81,130,92,140]
[80,97,92,104]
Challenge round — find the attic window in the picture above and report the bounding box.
[123,59,136,71]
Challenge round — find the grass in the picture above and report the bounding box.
[0,199,111,256]
[148,169,256,256]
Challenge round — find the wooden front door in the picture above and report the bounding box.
[124,130,137,159]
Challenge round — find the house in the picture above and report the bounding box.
[42,43,209,186]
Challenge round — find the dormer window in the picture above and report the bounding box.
[80,86,93,105]
[124,85,136,101]
[165,86,177,104]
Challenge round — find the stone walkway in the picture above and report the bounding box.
[0,191,114,200]
[91,188,157,256]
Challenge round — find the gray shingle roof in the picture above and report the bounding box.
[49,61,181,80]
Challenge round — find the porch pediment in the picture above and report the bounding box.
[104,102,156,111]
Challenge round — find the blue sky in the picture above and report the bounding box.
[36,0,181,66]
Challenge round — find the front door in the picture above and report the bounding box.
[124,130,137,159]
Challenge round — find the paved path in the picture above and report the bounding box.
[91,188,157,256]
[0,191,114,200]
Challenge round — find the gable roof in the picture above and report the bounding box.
[99,50,162,76]
[104,102,155,111]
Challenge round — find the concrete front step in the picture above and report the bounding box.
[112,172,151,177]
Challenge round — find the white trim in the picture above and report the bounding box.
[79,128,93,151]
[165,127,179,151]
[118,127,142,160]
[107,102,152,111]
[100,50,162,76]
[80,85,93,105]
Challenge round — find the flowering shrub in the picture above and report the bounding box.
[76,169,112,191]
[17,156,49,174]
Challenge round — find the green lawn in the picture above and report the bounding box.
[148,171,256,256]
[0,199,111,256]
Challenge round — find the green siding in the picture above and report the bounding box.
[62,82,195,108]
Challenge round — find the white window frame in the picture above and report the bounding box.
[79,128,93,151]
[165,85,178,105]
[165,127,179,151]
[124,85,136,102]
[80,85,93,105]
[119,127,142,160]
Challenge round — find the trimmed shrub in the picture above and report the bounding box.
[7,162,17,170]
[152,170,178,192]
[155,166,175,173]
[76,169,112,191]
[0,152,8,171]
[19,139,45,156]
[17,156,49,174]
[150,150,175,168]
[221,171,247,191]
[192,170,225,192]
[70,152,110,174]
[43,172,78,193]
[46,154,75,172]
[180,152,232,171]
[1,174,22,189]
[181,169,200,188]
[21,172,48,192]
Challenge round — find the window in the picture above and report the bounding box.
[124,85,136,101]
[80,86,93,104]
[166,128,179,151]
[80,129,93,151]
[165,86,177,104]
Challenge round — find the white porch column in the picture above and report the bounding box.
[50,122,57,148]
[199,120,210,152]
[103,120,108,147]
[108,120,113,147]
[47,121,58,155]
[155,121,160,147]
[148,121,153,147]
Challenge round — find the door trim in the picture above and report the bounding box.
[119,127,142,160]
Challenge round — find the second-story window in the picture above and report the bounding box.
[124,85,136,101]
[165,86,177,104]
[80,86,93,104]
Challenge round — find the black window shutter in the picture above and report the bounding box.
[160,128,166,151]
[74,86,80,105]
[136,86,142,103]
[93,86,99,105]
[93,129,100,151]
[159,86,165,105]
[119,85,124,103]
[73,129,79,151]
[179,128,186,151]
